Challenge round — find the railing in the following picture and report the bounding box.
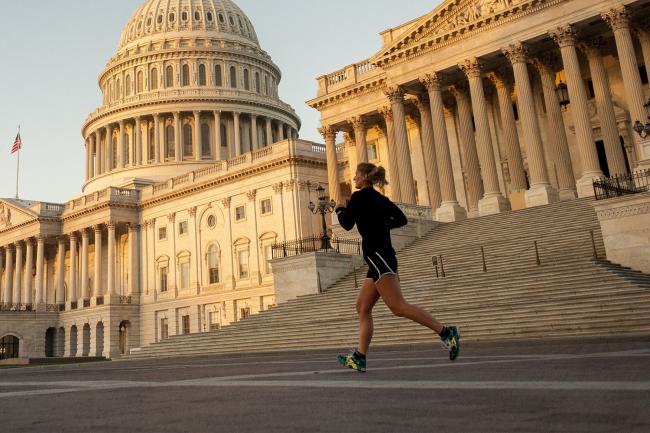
[356,61,376,76]
[0,304,34,312]
[252,146,273,161]
[396,203,434,220]
[593,169,650,200]
[272,236,362,259]
[311,144,326,154]
[96,296,104,306]
[119,296,133,305]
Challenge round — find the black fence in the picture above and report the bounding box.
[593,169,650,200]
[272,236,362,259]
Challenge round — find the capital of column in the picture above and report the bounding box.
[485,71,508,90]
[193,110,200,117]
[246,190,257,202]
[459,58,483,79]
[107,221,116,230]
[420,72,444,92]
[414,94,430,113]
[153,113,161,122]
[127,223,141,232]
[188,206,197,217]
[118,120,125,129]
[448,83,469,99]
[173,112,180,120]
[530,55,557,76]
[383,86,405,104]
[502,42,529,65]
[80,228,90,238]
[318,125,337,141]
[93,224,103,234]
[550,25,578,48]
[379,106,394,121]
[577,38,607,59]
[272,182,284,194]
[69,232,78,241]
[348,116,367,133]
[221,197,232,208]
[602,6,631,31]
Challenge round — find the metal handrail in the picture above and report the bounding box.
[593,169,650,200]
[271,236,362,259]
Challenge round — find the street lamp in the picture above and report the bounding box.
[633,98,650,139]
[556,80,570,108]
[308,185,336,250]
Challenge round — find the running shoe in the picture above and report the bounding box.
[441,326,460,361]
[337,351,367,372]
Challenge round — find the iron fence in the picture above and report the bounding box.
[593,169,650,200]
[272,236,362,259]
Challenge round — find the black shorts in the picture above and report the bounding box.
[364,251,398,283]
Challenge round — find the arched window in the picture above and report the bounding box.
[166,65,174,88]
[116,78,121,99]
[208,245,220,284]
[123,132,130,165]
[198,64,207,86]
[255,72,260,93]
[166,124,175,159]
[183,123,193,158]
[182,64,190,87]
[264,75,268,95]
[201,123,211,157]
[149,126,155,161]
[137,71,144,93]
[215,65,223,86]
[151,68,158,90]
[220,123,228,148]
[230,66,237,89]
[125,75,132,96]
[243,69,250,91]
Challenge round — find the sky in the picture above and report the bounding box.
[0,1,438,203]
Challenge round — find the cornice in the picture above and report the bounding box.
[307,77,387,111]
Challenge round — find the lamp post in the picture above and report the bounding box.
[556,80,570,108]
[633,98,650,139]
[308,185,336,250]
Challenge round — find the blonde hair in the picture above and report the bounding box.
[357,162,389,188]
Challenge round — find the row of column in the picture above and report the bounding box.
[322,6,649,219]
[0,223,139,308]
[86,111,297,180]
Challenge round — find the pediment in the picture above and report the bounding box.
[372,0,547,66]
[0,199,39,230]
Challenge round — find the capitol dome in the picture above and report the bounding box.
[82,0,300,193]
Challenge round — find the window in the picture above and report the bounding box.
[137,71,144,93]
[157,14,163,24]
[255,72,260,93]
[198,64,207,86]
[264,75,268,95]
[209,311,220,331]
[181,11,188,22]
[229,15,235,26]
[180,262,190,289]
[169,13,175,23]
[160,318,169,339]
[125,75,132,96]
[208,245,219,284]
[235,205,246,221]
[182,64,190,87]
[215,65,223,86]
[207,214,217,228]
[158,227,167,240]
[166,65,174,87]
[116,78,121,98]
[264,244,273,274]
[183,124,193,158]
[218,13,225,23]
[178,221,188,235]
[220,124,228,147]
[151,68,158,90]
[238,250,249,279]
[207,12,213,22]
[244,69,250,91]
[230,66,237,88]
[166,124,175,158]
[367,141,378,161]
[201,123,211,157]
[149,126,155,160]
[240,307,251,320]
[194,11,201,21]
[182,315,190,335]
[260,199,272,215]
[160,266,168,292]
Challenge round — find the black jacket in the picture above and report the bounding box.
[335,187,408,255]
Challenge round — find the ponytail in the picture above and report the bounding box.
[357,162,389,188]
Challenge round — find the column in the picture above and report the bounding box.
[80,229,89,303]
[319,126,342,205]
[85,139,91,181]
[105,125,113,172]
[13,242,23,305]
[251,115,259,150]
[107,223,116,298]
[384,86,417,204]
[414,96,442,209]
[23,239,33,306]
[93,226,103,299]
[135,117,142,166]
[128,224,140,297]
[421,73,466,221]
[603,7,650,167]
[580,41,628,176]
[503,43,559,207]
[4,246,14,305]
[350,116,369,164]
[174,112,182,161]
[89,136,96,178]
[276,121,285,141]
[486,71,527,194]
[460,59,509,215]
[35,236,45,307]
[69,233,78,304]
[266,118,273,146]
[94,130,103,175]
[193,111,202,160]
[56,238,65,304]
[234,112,241,156]
[531,56,577,200]
[550,25,604,196]
[154,114,162,163]
[117,120,125,169]
[214,111,223,158]
[380,107,402,202]
[449,84,483,215]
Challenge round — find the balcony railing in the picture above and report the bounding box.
[593,170,650,200]
[272,236,362,259]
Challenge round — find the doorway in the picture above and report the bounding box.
[0,335,20,360]
[119,321,130,355]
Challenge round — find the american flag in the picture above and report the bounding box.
[11,133,21,154]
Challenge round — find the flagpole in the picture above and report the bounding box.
[15,125,20,199]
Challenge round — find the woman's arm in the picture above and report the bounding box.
[335,194,358,231]
[383,196,408,229]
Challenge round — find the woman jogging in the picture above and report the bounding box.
[335,162,460,372]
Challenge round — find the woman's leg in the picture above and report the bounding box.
[357,278,381,355]
[375,274,444,335]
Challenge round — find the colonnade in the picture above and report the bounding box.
[85,110,298,181]
[0,223,139,310]
[321,6,650,220]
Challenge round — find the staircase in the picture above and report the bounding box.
[128,199,650,359]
